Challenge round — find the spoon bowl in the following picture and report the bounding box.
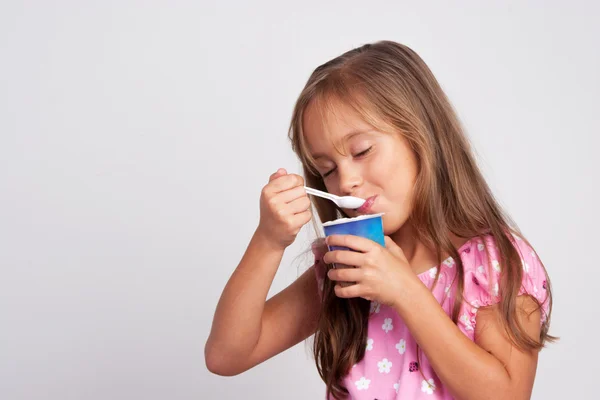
[304,186,366,209]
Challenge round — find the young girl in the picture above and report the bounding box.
[205,40,555,399]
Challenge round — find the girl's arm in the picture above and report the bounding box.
[205,228,321,376]
[394,281,541,400]
[205,170,318,375]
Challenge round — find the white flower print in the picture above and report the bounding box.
[477,243,485,251]
[460,314,473,331]
[477,265,485,275]
[370,301,381,314]
[355,377,371,390]
[366,338,374,351]
[445,285,451,295]
[382,318,394,333]
[377,358,393,373]
[393,380,401,393]
[531,250,537,259]
[421,379,436,394]
[443,258,455,268]
[396,338,406,354]
[492,260,501,273]
[492,282,499,297]
[428,267,438,279]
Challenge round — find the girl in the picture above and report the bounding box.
[205,40,555,399]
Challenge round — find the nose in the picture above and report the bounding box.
[338,163,363,195]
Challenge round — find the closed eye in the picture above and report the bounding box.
[322,146,373,178]
[355,146,373,158]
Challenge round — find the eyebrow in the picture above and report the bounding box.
[311,129,375,160]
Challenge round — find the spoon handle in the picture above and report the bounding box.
[304,186,337,202]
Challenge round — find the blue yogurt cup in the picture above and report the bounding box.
[323,213,385,272]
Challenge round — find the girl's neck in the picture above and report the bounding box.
[390,223,467,275]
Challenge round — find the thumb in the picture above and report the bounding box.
[269,168,287,182]
[384,236,405,258]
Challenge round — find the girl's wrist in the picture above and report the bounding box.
[252,227,287,254]
[392,274,430,316]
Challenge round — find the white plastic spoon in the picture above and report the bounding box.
[304,186,366,209]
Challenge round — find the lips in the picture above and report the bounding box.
[356,195,377,213]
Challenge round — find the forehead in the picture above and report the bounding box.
[302,97,374,155]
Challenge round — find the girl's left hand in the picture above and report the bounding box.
[323,235,419,308]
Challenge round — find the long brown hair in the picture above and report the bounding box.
[288,41,555,399]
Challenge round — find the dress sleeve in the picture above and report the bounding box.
[458,235,550,335]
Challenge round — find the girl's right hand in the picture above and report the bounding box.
[256,168,312,250]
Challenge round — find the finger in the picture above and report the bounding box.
[275,185,308,204]
[269,174,305,193]
[290,209,312,226]
[333,283,364,299]
[269,168,287,182]
[287,195,311,214]
[323,249,364,267]
[327,267,363,282]
[325,234,378,253]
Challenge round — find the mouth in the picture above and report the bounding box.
[355,195,377,214]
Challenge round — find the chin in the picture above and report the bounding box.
[382,215,406,236]
[383,226,400,236]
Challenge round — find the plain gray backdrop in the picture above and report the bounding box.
[1,1,598,399]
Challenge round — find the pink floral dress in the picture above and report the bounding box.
[312,235,549,399]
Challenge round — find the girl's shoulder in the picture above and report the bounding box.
[457,234,550,330]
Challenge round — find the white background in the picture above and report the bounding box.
[1,1,598,399]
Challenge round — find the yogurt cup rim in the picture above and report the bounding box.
[322,213,385,227]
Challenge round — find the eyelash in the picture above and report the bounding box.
[322,146,373,178]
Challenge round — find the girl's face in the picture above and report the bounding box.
[303,99,419,235]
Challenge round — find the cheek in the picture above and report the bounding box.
[379,157,417,221]
[322,179,337,195]
[377,157,416,199]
